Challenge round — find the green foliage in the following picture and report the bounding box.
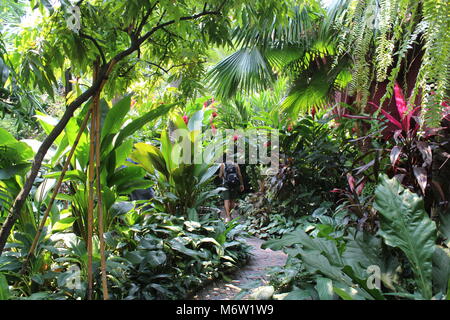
[0,128,37,231]
[263,175,450,300]
[115,210,250,299]
[131,109,224,216]
[35,97,173,241]
[255,116,354,217]
[0,273,10,300]
[0,206,250,300]
[374,175,436,299]
[207,2,350,117]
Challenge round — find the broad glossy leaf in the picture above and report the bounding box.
[263,227,343,264]
[109,202,134,218]
[0,163,31,180]
[131,143,167,177]
[315,277,334,300]
[416,141,432,167]
[44,170,86,183]
[52,217,77,233]
[34,178,56,203]
[432,246,450,294]
[34,112,64,146]
[169,238,208,259]
[108,166,146,190]
[101,95,131,140]
[144,250,167,268]
[0,274,10,300]
[197,164,220,185]
[438,213,450,248]
[374,175,436,299]
[283,289,311,300]
[115,102,176,147]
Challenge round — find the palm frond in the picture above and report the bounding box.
[206,47,275,99]
[281,68,332,116]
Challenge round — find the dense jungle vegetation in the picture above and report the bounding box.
[0,0,449,301]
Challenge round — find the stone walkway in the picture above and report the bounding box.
[191,237,288,300]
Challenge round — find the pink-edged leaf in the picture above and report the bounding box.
[405,105,421,133]
[402,116,410,133]
[347,173,355,193]
[368,101,380,112]
[413,166,427,195]
[390,146,402,168]
[394,82,408,118]
[380,109,403,129]
[416,141,432,167]
[330,188,345,193]
[356,180,365,196]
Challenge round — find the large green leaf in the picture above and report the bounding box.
[315,277,335,300]
[342,232,383,278]
[44,170,86,184]
[101,95,131,140]
[34,112,63,146]
[0,128,18,144]
[438,213,450,248]
[197,164,220,186]
[108,166,150,194]
[160,129,174,173]
[130,143,167,177]
[115,102,177,147]
[51,217,77,233]
[374,175,436,299]
[144,250,167,268]
[432,246,450,294]
[0,273,10,300]
[342,231,399,291]
[0,163,31,180]
[262,227,343,264]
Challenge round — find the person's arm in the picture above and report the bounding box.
[236,164,244,192]
[219,163,224,178]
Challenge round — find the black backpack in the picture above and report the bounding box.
[224,163,240,188]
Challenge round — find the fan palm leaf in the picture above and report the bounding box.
[207,1,351,117]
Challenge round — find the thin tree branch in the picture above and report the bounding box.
[79,32,107,65]
[133,1,159,39]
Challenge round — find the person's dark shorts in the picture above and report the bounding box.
[221,186,239,200]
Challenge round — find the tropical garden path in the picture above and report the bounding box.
[191,237,288,300]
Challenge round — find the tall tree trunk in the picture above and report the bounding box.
[0,62,115,255]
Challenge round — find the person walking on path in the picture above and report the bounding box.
[219,161,244,222]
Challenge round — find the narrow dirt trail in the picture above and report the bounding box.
[191,237,288,300]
